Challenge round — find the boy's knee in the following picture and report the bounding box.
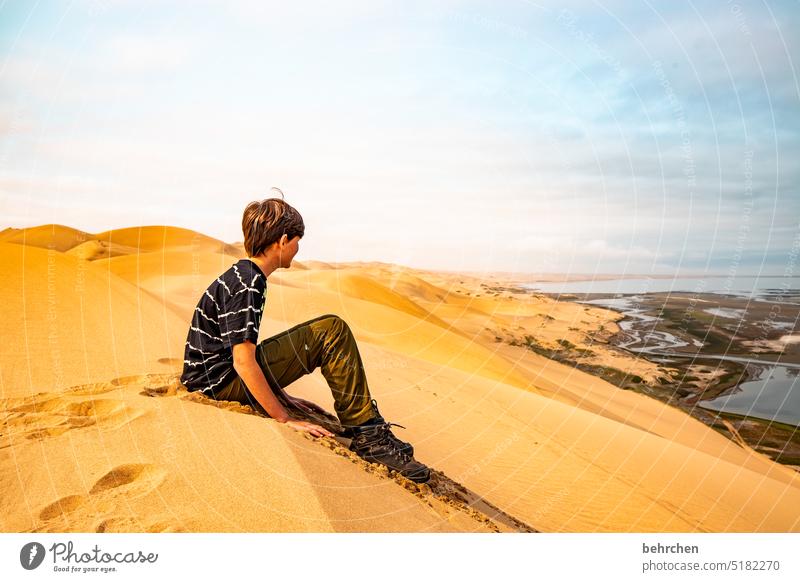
[320,314,351,334]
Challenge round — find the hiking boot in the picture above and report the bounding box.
[367,399,415,457]
[349,422,430,483]
[342,420,415,457]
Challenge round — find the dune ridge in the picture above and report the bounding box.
[0,224,242,257]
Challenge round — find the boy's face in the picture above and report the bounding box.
[279,235,301,267]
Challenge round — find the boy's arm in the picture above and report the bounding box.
[231,342,334,437]
[232,341,290,422]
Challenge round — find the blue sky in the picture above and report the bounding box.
[1,0,798,275]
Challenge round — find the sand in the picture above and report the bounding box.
[1,224,799,532]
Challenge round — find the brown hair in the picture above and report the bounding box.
[242,197,305,257]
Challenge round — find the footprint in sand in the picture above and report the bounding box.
[157,357,183,368]
[2,375,181,447]
[106,373,184,398]
[65,381,121,396]
[1,395,145,444]
[38,495,87,521]
[139,384,179,397]
[34,463,169,532]
[65,399,126,421]
[90,463,167,497]
[20,426,71,440]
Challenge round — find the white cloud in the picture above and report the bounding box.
[101,33,192,74]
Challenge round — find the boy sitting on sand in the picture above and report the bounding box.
[180,195,430,483]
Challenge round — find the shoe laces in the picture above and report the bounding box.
[374,423,412,462]
[380,421,409,445]
[369,400,409,441]
[384,420,406,431]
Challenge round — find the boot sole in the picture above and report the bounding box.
[349,449,430,483]
[403,468,431,483]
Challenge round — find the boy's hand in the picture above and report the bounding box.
[284,419,334,438]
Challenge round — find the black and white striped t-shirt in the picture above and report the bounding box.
[180,259,267,395]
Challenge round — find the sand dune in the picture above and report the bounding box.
[93,250,243,319]
[66,239,140,261]
[0,224,241,256]
[0,242,186,397]
[0,224,94,252]
[299,260,337,270]
[257,274,540,397]
[93,225,241,256]
[276,269,456,332]
[343,344,800,532]
[2,223,799,533]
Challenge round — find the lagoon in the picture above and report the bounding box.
[525,275,800,297]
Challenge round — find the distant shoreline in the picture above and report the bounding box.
[548,289,800,467]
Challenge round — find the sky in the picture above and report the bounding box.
[1,0,798,276]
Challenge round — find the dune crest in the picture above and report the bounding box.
[1,223,241,256]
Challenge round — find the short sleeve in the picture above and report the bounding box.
[217,276,265,349]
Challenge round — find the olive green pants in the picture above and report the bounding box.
[213,314,375,426]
